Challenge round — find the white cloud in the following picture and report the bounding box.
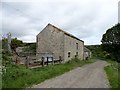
[1,0,119,44]
[118,1,120,23]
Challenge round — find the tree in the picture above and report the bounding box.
[2,38,8,51]
[101,23,120,62]
[2,37,24,54]
[23,43,36,53]
[11,38,24,51]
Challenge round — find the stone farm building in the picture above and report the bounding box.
[84,47,91,60]
[36,24,84,62]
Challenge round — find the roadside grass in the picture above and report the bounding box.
[2,57,96,89]
[104,60,119,88]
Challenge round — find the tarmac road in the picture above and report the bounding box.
[32,60,110,88]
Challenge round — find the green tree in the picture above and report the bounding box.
[101,23,120,62]
[2,38,8,51]
[11,38,24,51]
[2,37,24,54]
[23,43,36,52]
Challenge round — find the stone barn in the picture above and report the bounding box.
[84,47,91,60]
[36,24,84,62]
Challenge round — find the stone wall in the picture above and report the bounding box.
[64,34,84,62]
[36,24,64,61]
[84,51,91,60]
[37,24,84,62]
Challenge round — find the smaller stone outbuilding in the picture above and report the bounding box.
[16,47,24,53]
[84,47,91,60]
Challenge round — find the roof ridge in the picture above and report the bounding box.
[48,23,84,42]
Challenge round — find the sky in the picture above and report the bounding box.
[1,0,119,45]
[118,1,120,23]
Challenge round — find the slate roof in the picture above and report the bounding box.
[84,47,91,52]
[48,23,84,42]
[37,23,84,42]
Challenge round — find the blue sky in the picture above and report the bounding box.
[1,0,119,45]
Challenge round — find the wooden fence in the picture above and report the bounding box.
[16,52,63,68]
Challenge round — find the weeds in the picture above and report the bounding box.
[104,60,119,88]
[2,56,95,88]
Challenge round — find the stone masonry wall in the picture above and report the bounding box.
[64,34,84,62]
[36,24,64,61]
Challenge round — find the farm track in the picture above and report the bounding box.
[32,60,110,88]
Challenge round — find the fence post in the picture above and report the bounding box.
[42,57,44,67]
[59,56,62,64]
[25,56,29,68]
[52,57,54,65]
[47,57,48,66]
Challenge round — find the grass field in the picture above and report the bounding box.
[104,60,119,88]
[2,57,96,89]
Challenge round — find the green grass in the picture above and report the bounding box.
[104,60,119,88]
[2,58,96,88]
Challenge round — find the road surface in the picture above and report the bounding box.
[32,60,110,88]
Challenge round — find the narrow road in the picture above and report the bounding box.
[32,60,110,88]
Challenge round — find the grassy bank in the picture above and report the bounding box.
[2,57,96,89]
[104,60,119,88]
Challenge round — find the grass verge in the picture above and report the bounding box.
[2,57,96,89]
[104,60,119,88]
